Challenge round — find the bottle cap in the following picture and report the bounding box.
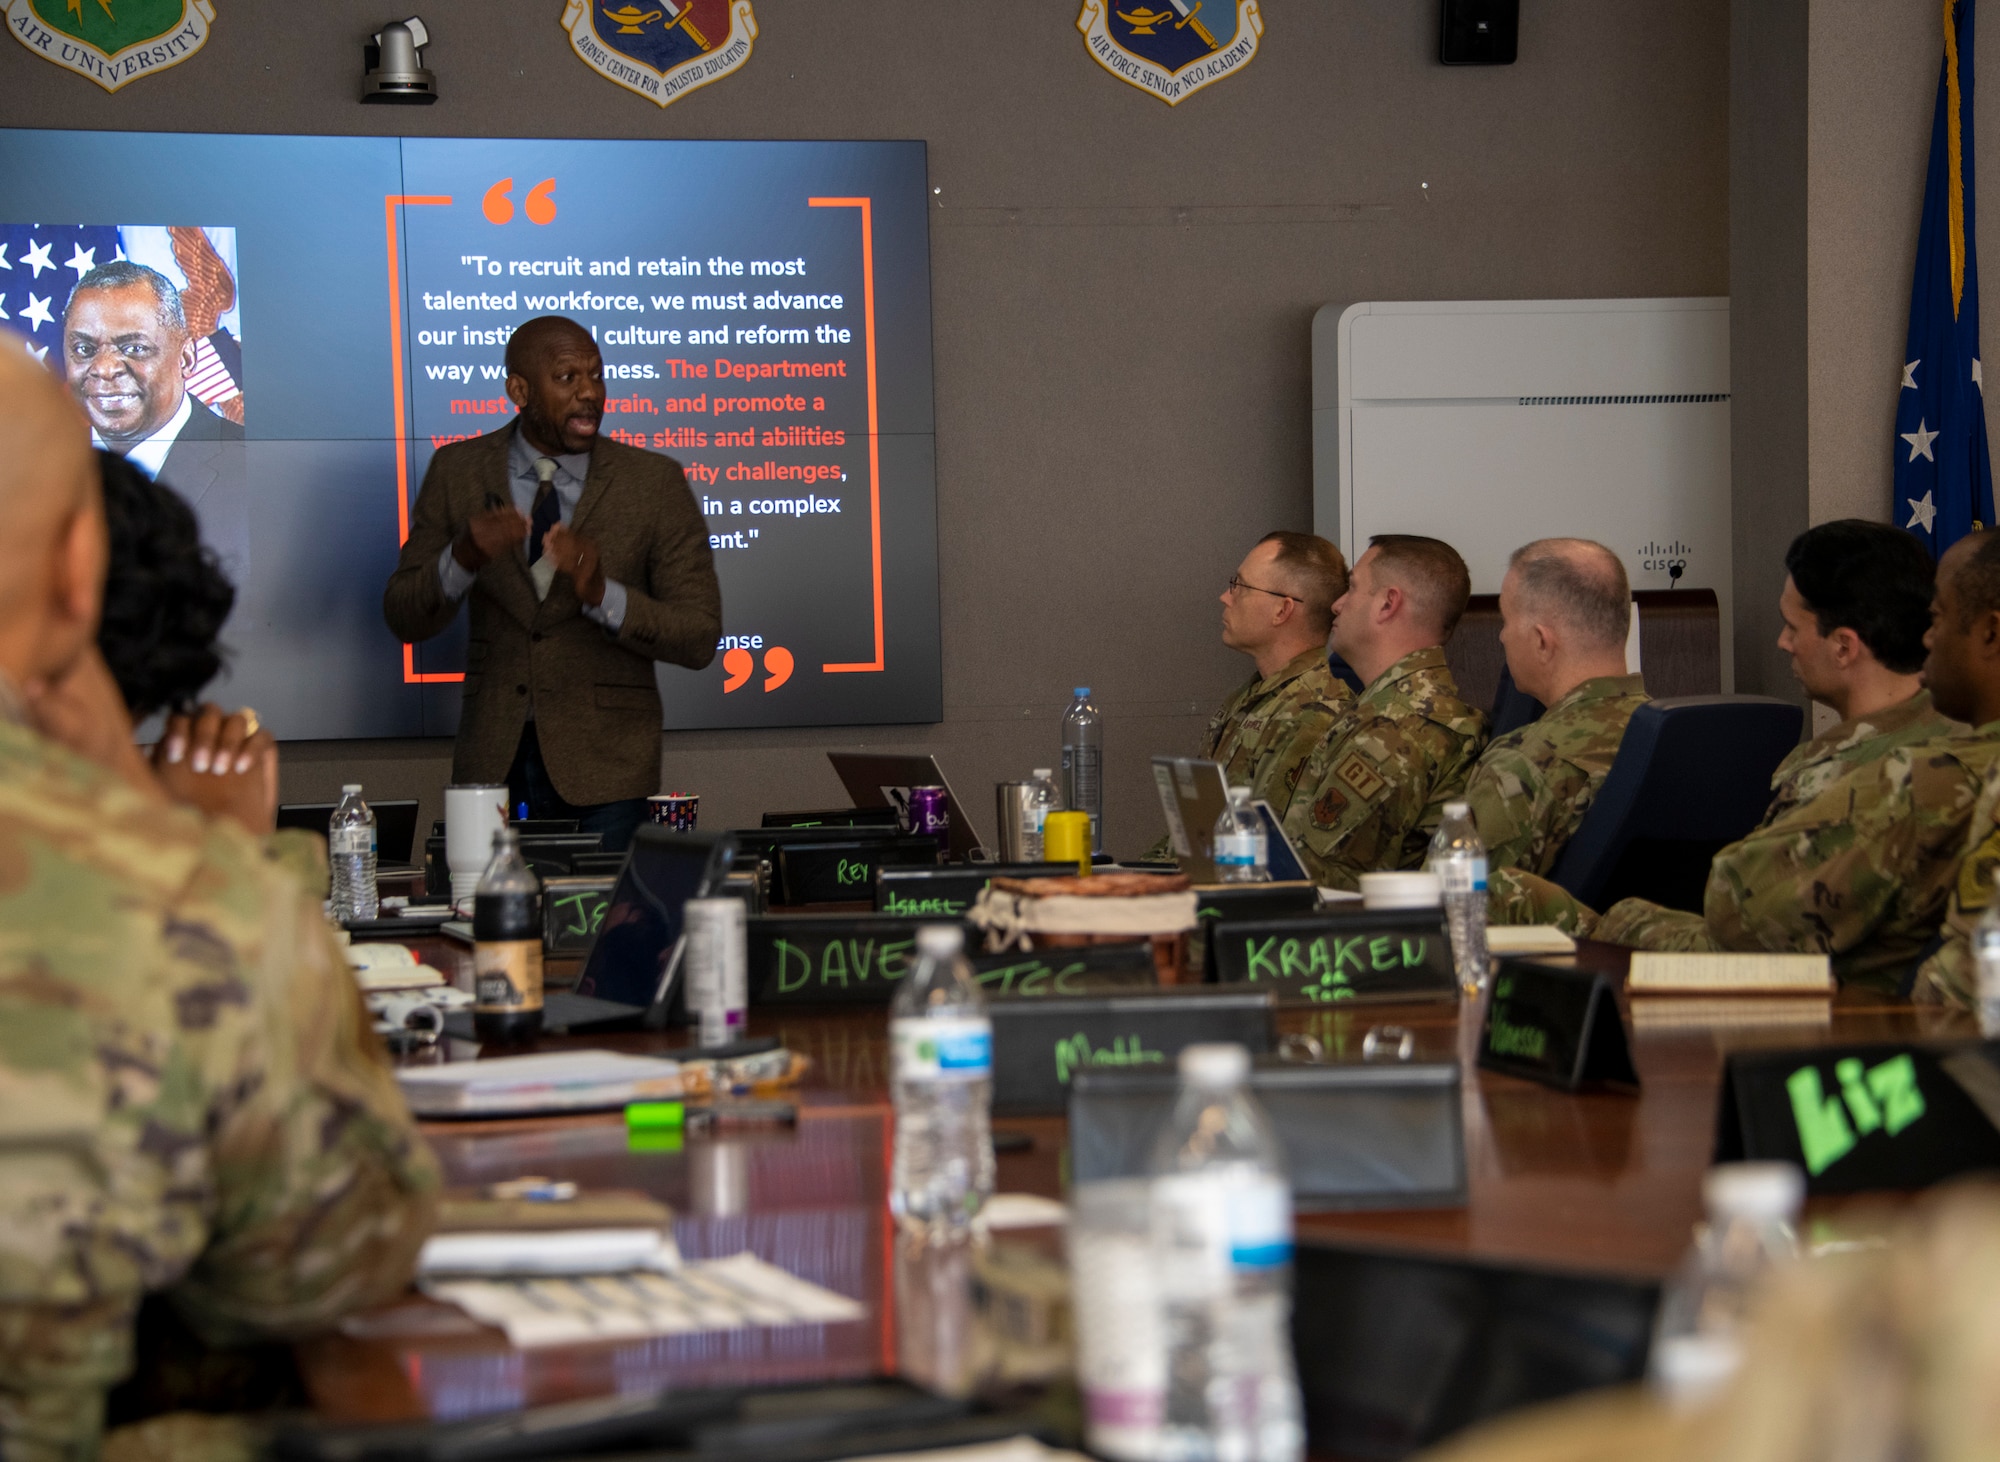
[917,924,964,957]
[1702,1161,1804,1220]
[1074,687,1090,696]
[1032,768,1052,778]
[1227,784,1252,803]
[342,783,363,795]
[1443,800,1470,818]
[1179,1042,1249,1085]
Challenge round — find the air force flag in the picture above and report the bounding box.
[1899,0,1994,555]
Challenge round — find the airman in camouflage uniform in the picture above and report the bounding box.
[1283,646,1490,889]
[1463,673,1648,876]
[1201,645,1354,818]
[0,333,437,1462]
[1573,693,1978,989]
[1913,754,2000,1007]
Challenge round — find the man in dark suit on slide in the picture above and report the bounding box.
[61,261,246,573]
[383,315,721,851]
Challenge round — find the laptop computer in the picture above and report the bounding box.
[1150,755,1313,883]
[827,752,987,861]
[445,827,734,1037]
[279,799,421,864]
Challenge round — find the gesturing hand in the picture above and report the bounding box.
[543,523,606,606]
[453,505,531,572]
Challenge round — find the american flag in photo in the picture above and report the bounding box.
[0,224,124,364]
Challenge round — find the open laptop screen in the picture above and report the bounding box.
[572,830,723,1007]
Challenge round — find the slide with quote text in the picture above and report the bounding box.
[0,129,938,738]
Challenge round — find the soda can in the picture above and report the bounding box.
[907,785,951,849]
[683,897,747,1048]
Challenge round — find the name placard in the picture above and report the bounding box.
[1210,909,1458,1002]
[748,917,946,1004]
[1714,1040,2000,1194]
[774,837,940,906]
[747,922,1159,1006]
[1477,961,1638,1092]
[989,988,1275,1116]
[1193,882,1320,979]
[761,807,902,829]
[540,876,615,955]
[874,862,1073,919]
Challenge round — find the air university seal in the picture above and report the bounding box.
[1076,0,1261,105]
[7,0,213,90]
[560,0,756,107]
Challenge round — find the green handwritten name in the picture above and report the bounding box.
[774,935,916,993]
[1486,1015,1547,1061]
[1054,1032,1166,1084]
[1785,1053,1927,1176]
[550,889,608,941]
[1238,932,1431,1000]
[835,857,871,886]
[977,959,1085,998]
[884,893,968,916]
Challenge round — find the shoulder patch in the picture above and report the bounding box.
[1335,752,1387,801]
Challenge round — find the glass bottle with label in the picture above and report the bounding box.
[472,826,543,1043]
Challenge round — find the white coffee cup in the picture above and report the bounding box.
[1359,870,1444,911]
[445,783,509,909]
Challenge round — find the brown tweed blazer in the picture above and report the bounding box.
[382,423,721,806]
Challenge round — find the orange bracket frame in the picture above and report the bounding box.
[810,197,885,674]
[385,193,462,685]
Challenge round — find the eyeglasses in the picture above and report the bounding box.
[1226,574,1300,604]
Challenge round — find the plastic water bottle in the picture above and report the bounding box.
[889,925,995,1241]
[1212,786,1270,884]
[1648,1162,1803,1410]
[1061,687,1104,854]
[1976,898,2000,1038]
[1024,767,1063,861]
[1427,801,1490,996]
[328,783,379,922]
[1149,1043,1304,1462]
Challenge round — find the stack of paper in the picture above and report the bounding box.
[345,942,447,991]
[424,1252,866,1346]
[397,1049,684,1118]
[1626,952,1833,994]
[418,1227,682,1277]
[1487,925,1578,957]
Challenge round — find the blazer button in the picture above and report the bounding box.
[516,684,528,695]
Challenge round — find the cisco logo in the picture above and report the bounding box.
[1637,539,1690,584]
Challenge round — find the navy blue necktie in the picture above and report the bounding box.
[526,457,560,564]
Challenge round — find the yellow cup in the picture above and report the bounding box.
[1043,810,1093,875]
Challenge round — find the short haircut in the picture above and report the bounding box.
[1257,531,1348,635]
[96,451,235,718]
[1367,534,1473,638]
[1948,528,2000,628]
[1507,538,1630,650]
[506,314,596,378]
[1784,519,1934,674]
[67,261,187,338]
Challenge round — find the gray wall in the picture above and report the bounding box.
[0,1,1729,854]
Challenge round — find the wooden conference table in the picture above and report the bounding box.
[299,934,1975,1429]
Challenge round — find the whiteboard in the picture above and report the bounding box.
[1312,298,1733,689]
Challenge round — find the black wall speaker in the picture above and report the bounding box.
[1441,0,1519,65]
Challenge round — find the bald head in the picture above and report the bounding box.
[1506,538,1631,651]
[505,315,596,379]
[0,332,107,684]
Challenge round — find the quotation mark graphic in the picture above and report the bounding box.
[722,646,795,693]
[482,177,558,226]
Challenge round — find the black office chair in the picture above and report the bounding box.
[1488,664,1545,738]
[1547,695,1803,915]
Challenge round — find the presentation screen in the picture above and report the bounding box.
[0,129,939,737]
